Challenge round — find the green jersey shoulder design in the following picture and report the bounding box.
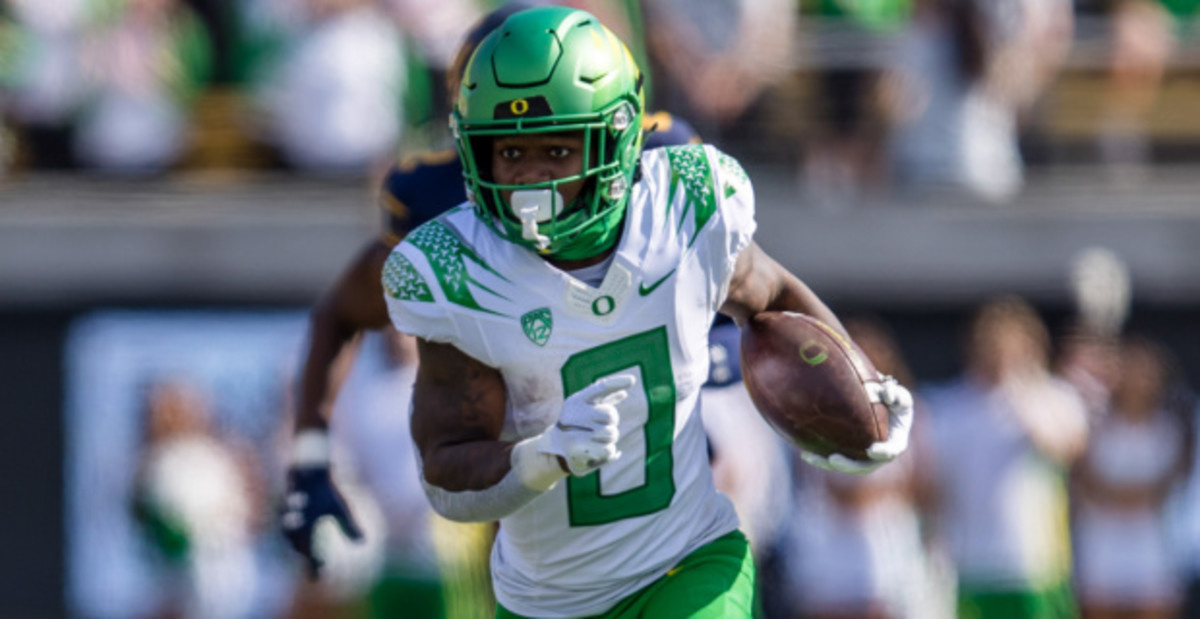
[665,144,718,245]
[403,217,512,317]
[382,252,434,302]
[654,144,754,260]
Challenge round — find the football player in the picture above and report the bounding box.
[281,1,702,579]
[382,7,915,617]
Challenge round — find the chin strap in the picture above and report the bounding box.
[510,189,558,252]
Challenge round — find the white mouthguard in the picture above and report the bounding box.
[511,189,561,251]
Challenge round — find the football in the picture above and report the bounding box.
[739,312,888,460]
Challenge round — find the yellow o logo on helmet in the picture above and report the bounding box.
[510,99,530,116]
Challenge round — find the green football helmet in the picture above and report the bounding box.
[452,6,645,260]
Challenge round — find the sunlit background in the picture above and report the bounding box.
[4,0,1200,617]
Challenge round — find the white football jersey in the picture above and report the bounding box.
[384,144,755,617]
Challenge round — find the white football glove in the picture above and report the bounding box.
[536,374,635,476]
[801,375,915,475]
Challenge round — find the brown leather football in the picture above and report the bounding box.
[739,311,888,460]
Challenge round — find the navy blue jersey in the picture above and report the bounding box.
[642,111,701,151]
[705,318,743,387]
[378,112,701,245]
[378,148,464,246]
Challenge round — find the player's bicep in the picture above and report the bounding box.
[411,339,511,491]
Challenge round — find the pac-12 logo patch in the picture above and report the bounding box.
[521,307,553,347]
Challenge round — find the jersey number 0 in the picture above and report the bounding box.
[561,327,677,526]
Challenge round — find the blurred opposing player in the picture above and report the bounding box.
[700,317,791,557]
[699,316,793,617]
[383,6,915,617]
[280,0,702,581]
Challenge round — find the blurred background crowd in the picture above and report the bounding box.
[4,0,1200,617]
[1,0,1198,196]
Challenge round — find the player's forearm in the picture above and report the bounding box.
[749,267,851,344]
[421,466,545,523]
[295,306,360,432]
[767,275,848,337]
[295,241,394,432]
[411,393,531,502]
[411,338,568,521]
[415,404,568,493]
[420,438,566,522]
[420,440,519,492]
[723,243,849,338]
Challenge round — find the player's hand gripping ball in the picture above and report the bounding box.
[740,312,902,467]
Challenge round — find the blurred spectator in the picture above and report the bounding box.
[782,316,947,619]
[247,0,407,173]
[1177,395,1200,619]
[1055,325,1122,423]
[2,0,92,169]
[380,0,483,73]
[886,0,1073,203]
[1093,0,1194,180]
[922,296,1089,619]
[380,0,483,133]
[642,0,796,139]
[1071,335,1194,619]
[699,318,794,617]
[73,0,212,173]
[133,378,260,619]
[0,4,18,177]
[800,0,913,208]
[229,0,301,88]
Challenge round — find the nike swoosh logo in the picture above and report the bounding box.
[638,269,676,297]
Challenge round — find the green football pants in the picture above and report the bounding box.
[957,579,1077,619]
[497,530,758,619]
